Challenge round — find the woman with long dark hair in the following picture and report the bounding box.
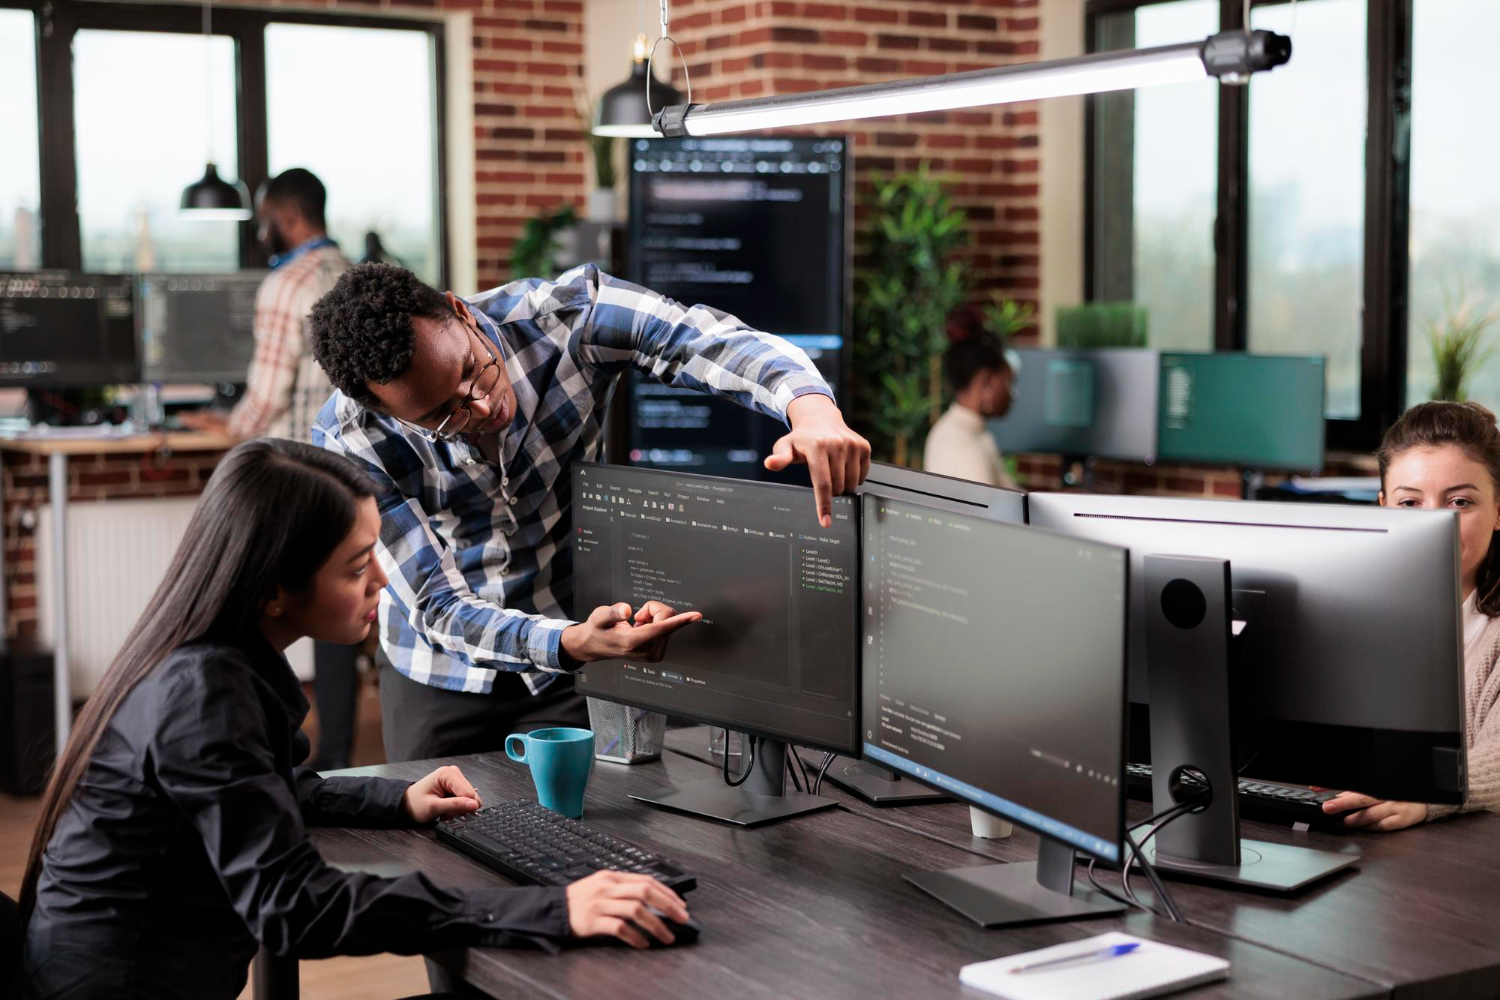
[1318,401,1500,831]
[18,439,688,999]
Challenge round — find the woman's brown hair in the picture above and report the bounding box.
[1377,400,1500,616]
[19,439,374,921]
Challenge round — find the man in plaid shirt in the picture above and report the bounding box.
[310,262,870,761]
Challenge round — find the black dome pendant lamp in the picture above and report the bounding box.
[592,0,683,139]
[180,0,250,220]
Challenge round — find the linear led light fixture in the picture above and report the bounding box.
[653,30,1290,137]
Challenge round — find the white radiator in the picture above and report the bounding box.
[35,498,314,698]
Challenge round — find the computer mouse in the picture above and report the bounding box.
[636,905,701,948]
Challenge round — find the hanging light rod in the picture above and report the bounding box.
[653,30,1290,137]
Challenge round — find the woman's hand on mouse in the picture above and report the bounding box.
[565,870,690,948]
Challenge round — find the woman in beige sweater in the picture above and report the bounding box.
[1319,401,1500,830]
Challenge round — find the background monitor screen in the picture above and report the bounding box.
[572,463,859,754]
[0,272,138,387]
[860,494,1127,861]
[989,348,1160,462]
[624,136,848,478]
[1156,352,1326,471]
[138,272,265,383]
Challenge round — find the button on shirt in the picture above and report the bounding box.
[21,635,570,1000]
[312,265,833,696]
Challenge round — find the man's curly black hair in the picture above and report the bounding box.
[310,263,454,408]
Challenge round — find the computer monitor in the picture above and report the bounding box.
[861,492,1129,927]
[0,272,138,387]
[571,462,858,825]
[1156,352,1326,471]
[1029,492,1464,890]
[823,463,1027,806]
[624,136,849,479]
[137,272,266,383]
[989,348,1160,462]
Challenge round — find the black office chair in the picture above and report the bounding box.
[1,890,20,993]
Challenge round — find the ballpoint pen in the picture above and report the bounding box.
[1008,942,1140,975]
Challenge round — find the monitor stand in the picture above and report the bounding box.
[631,735,837,827]
[824,759,950,805]
[906,835,1125,928]
[1139,555,1357,893]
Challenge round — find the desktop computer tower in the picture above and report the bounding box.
[0,648,55,794]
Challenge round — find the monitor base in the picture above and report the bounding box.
[907,862,1125,928]
[631,778,837,827]
[825,759,950,806]
[1140,838,1357,893]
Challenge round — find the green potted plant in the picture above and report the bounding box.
[1428,284,1500,402]
[510,204,577,281]
[853,167,971,467]
[1055,302,1148,349]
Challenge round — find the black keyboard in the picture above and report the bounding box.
[1125,763,1343,829]
[436,799,697,894]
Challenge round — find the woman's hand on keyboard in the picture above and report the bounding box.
[402,765,484,823]
[566,870,691,948]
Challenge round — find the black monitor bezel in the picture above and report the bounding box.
[570,461,863,757]
[855,488,1129,864]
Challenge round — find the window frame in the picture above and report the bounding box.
[1084,0,1414,453]
[2,0,450,287]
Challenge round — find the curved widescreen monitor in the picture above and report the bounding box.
[572,462,859,755]
[1028,492,1465,802]
[860,493,1127,862]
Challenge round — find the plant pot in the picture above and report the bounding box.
[587,189,620,222]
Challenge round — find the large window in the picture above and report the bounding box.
[1406,0,1500,411]
[1248,0,1367,419]
[74,30,241,273]
[0,9,40,269]
[1131,0,1219,350]
[267,24,442,284]
[1088,0,1418,448]
[5,4,446,284]
[1090,0,1218,351]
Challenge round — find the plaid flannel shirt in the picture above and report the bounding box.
[312,265,833,695]
[228,243,352,440]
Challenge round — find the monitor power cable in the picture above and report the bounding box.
[723,733,758,787]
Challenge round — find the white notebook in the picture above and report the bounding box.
[959,932,1230,1000]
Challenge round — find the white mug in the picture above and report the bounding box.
[970,805,1013,839]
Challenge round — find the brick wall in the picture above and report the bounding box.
[666,0,1043,310]
[2,447,230,644]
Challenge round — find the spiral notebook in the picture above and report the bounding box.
[958,932,1230,1000]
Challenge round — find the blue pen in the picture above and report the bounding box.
[1008,942,1140,975]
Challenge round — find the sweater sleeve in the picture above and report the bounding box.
[1428,629,1500,821]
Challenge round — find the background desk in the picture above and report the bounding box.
[659,730,1500,1000]
[0,431,235,757]
[302,748,1380,1000]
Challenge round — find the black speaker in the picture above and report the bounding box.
[0,648,55,795]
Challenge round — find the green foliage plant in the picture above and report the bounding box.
[1428,283,1500,402]
[853,167,972,467]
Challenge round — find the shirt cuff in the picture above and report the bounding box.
[474,886,571,952]
[525,617,577,673]
[778,384,836,427]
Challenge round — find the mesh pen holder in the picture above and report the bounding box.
[586,697,666,763]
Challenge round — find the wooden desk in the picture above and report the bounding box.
[661,732,1500,1000]
[302,749,1380,1000]
[0,430,234,756]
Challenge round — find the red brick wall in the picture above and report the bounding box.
[666,0,1043,309]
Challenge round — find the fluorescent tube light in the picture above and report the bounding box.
[654,30,1291,137]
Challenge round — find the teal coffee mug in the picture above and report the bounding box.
[506,727,595,818]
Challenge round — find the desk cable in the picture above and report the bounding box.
[1086,795,1205,922]
[723,734,758,787]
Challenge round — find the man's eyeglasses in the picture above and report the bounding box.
[413,322,504,444]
